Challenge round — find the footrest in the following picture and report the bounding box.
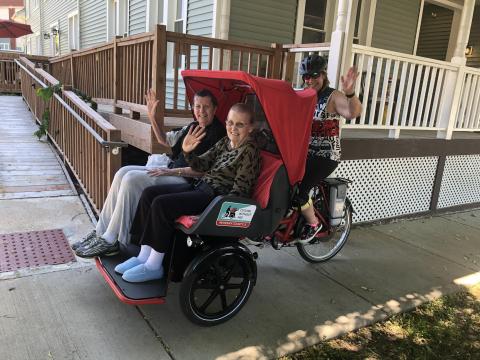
[96,254,167,305]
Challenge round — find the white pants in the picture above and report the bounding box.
[96,165,188,245]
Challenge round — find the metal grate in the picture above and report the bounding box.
[332,157,438,223]
[0,229,76,272]
[438,155,480,209]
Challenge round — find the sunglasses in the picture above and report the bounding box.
[302,73,321,81]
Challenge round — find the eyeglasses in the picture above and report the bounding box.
[302,73,321,81]
[226,120,246,129]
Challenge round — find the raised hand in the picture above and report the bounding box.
[182,125,206,153]
[340,66,359,96]
[145,89,159,123]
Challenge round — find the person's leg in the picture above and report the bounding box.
[96,165,147,235]
[122,188,214,282]
[102,171,188,245]
[130,182,195,241]
[77,178,193,258]
[72,165,146,251]
[298,157,338,240]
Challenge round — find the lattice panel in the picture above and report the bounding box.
[438,155,480,209]
[332,157,438,223]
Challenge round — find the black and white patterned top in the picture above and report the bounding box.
[308,87,342,162]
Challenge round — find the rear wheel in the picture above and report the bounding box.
[297,199,352,263]
[179,247,256,326]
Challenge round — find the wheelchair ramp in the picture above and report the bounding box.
[96,254,167,304]
[0,96,76,200]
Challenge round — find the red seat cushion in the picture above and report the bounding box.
[252,151,283,209]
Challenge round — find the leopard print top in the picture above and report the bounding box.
[185,137,260,197]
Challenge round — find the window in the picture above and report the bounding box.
[0,42,10,50]
[50,23,60,56]
[32,0,39,10]
[353,0,363,44]
[302,0,327,43]
[174,0,186,33]
[68,12,79,51]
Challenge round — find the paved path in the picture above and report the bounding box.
[0,95,76,200]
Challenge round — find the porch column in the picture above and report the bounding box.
[328,0,358,88]
[437,0,475,139]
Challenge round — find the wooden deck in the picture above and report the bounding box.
[0,96,76,199]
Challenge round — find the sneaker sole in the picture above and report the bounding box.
[75,248,119,258]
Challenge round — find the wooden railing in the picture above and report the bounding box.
[0,50,49,93]
[50,25,282,120]
[17,57,125,213]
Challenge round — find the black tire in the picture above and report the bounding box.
[296,199,352,263]
[179,246,256,326]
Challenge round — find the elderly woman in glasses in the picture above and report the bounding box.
[115,103,261,283]
[295,54,362,241]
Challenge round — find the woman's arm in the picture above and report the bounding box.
[330,67,362,119]
[229,144,261,197]
[147,167,204,178]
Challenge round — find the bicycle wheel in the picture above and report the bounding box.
[179,246,256,326]
[296,198,352,263]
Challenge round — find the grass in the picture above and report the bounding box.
[281,285,480,360]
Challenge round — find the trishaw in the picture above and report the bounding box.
[96,70,353,326]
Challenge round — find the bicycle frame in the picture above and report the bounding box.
[273,183,331,245]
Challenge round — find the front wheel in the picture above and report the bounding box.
[296,200,352,263]
[179,246,256,326]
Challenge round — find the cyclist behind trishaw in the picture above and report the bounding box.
[96,68,360,325]
[295,54,362,243]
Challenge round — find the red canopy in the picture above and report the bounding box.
[0,20,32,38]
[182,70,317,185]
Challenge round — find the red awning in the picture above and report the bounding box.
[0,20,32,38]
[182,70,317,185]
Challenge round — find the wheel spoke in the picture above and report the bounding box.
[223,264,236,283]
[220,290,228,310]
[199,289,219,312]
[224,282,243,290]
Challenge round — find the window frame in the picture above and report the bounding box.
[67,11,80,51]
[49,21,60,57]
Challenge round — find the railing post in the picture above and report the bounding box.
[113,36,123,115]
[151,24,167,153]
[270,43,283,79]
[436,66,464,139]
[69,53,75,88]
[283,51,296,83]
[106,129,122,190]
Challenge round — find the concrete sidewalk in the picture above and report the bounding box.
[1,189,479,359]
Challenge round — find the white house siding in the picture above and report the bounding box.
[128,0,147,35]
[416,4,453,61]
[42,0,77,56]
[79,0,107,49]
[228,0,297,46]
[187,0,213,36]
[26,5,41,54]
[467,5,480,68]
[371,0,421,55]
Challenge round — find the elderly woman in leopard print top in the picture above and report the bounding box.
[115,103,261,283]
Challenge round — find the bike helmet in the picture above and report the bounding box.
[299,54,327,77]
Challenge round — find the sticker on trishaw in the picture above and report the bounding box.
[216,202,257,228]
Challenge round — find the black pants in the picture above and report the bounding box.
[295,155,339,207]
[130,182,215,253]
